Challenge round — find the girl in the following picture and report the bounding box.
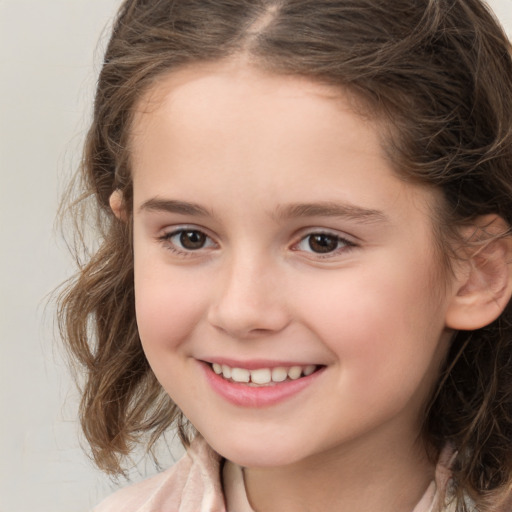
[58,0,512,511]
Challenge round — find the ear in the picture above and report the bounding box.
[445,215,512,330]
[109,189,127,221]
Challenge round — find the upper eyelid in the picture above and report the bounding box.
[292,227,358,243]
[158,223,213,239]
[160,224,215,238]
[158,227,217,256]
[293,233,355,248]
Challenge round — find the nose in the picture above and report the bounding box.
[207,254,290,339]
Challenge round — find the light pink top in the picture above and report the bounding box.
[92,437,455,512]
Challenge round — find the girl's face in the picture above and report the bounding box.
[129,61,456,468]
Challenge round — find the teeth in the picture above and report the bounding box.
[287,366,302,380]
[271,367,288,382]
[212,363,318,384]
[221,364,232,379]
[250,368,272,384]
[304,365,316,376]
[231,367,250,383]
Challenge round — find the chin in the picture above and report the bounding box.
[201,430,308,468]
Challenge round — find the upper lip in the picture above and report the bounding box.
[200,358,323,370]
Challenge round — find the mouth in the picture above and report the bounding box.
[201,360,326,407]
[207,362,322,386]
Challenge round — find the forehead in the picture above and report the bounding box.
[130,59,381,154]
[128,60,440,227]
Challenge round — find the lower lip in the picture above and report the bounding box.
[201,362,325,408]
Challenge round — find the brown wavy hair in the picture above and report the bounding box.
[58,0,512,509]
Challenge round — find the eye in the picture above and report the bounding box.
[294,232,355,255]
[160,228,216,253]
[176,230,207,250]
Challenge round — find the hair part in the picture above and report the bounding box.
[58,1,512,508]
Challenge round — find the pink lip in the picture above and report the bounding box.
[200,361,325,408]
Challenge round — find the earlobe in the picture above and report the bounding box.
[109,189,126,221]
[445,216,512,331]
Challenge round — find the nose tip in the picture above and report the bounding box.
[207,266,290,338]
[208,300,289,339]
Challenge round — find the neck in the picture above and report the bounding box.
[243,426,435,512]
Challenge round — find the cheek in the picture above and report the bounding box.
[295,263,447,388]
[134,261,207,353]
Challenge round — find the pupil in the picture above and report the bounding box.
[180,230,206,250]
[309,234,338,253]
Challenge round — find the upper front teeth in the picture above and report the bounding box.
[211,363,317,384]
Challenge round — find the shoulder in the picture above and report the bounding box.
[92,437,226,512]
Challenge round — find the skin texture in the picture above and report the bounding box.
[126,61,467,511]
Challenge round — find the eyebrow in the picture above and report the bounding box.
[273,202,388,224]
[139,198,211,216]
[139,197,388,224]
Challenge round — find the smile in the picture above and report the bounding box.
[211,363,318,385]
[202,361,325,408]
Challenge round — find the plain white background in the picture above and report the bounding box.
[1,1,511,510]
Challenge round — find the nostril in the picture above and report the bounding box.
[207,292,291,337]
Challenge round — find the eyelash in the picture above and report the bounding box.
[158,228,217,257]
[292,231,356,258]
[158,227,357,259]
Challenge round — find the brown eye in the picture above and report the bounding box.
[160,228,216,255]
[308,234,340,253]
[179,230,207,250]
